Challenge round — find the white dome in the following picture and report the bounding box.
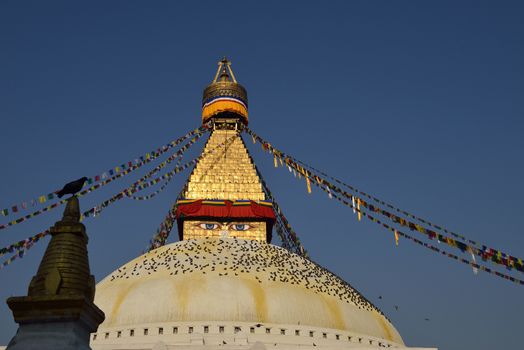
[93,238,404,347]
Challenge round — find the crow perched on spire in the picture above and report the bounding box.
[56,177,88,198]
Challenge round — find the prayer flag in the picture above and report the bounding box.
[306,177,311,194]
[470,250,479,275]
[357,198,361,221]
[39,196,46,203]
[395,230,399,246]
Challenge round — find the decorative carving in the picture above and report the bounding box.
[44,267,62,295]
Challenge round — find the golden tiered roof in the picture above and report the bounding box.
[184,129,264,201]
[180,129,269,241]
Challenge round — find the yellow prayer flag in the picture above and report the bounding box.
[357,198,361,221]
[274,155,278,168]
[39,196,46,203]
[394,230,399,246]
[306,177,312,194]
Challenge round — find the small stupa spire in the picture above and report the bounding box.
[6,196,104,350]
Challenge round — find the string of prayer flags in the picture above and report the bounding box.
[287,148,486,251]
[125,133,204,200]
[147,185,186,251]
[242,142,307,257]
[1,181,142,269]
[0,128,211,231]
[304,172,524,285]
[0,248,29,269]
[244,126,488,251]
[243,126,524,277]
[0,125,210,219]
[0,230,50,258]
[0,154,166,231]
[0,134,237,269]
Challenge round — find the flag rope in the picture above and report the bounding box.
[242,135,307,257]
[0,131,241,270]
[244,127,524,284]
[0,125,210,218]
[0,127,210,231]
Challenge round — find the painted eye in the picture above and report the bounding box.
[231,224,251,231]
[199,223,219,230]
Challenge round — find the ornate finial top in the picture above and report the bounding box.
[62,196,81,223]
[212,56,237,83]
[203,58,248,125]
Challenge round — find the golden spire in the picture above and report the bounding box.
[175,59,275,242]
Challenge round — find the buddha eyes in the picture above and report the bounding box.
[231,224,250,231]
[199,223,219,230]
[196,223,254,231]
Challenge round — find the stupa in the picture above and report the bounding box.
[89,59,436,350]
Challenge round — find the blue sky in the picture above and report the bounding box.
[1,1,523,349]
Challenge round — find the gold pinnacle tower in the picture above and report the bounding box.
[175,58,275,242]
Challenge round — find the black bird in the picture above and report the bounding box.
[56,177,88,198]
